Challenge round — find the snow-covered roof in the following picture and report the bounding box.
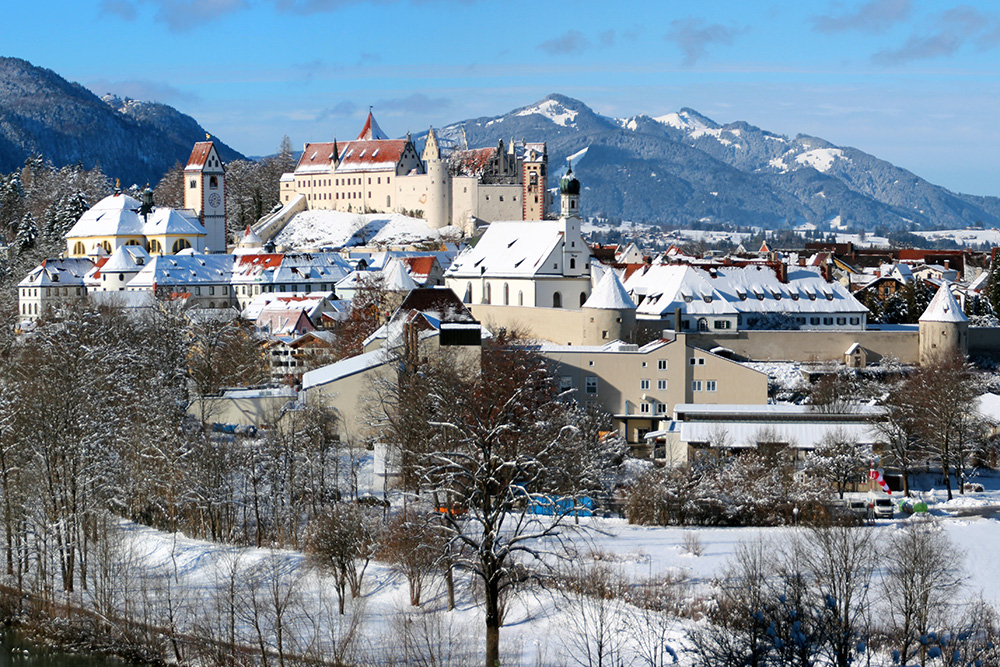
[243,291,336,321]
[920,281,968,323]
[65,193,144,238]
[302,349,390,389]
[446,221,569,278]
[383,257,418,292]
[19,257,94,287]
[667,403,887,449]
[583,270,635,310]
[142,207,206,238]
[128,254,235,288]
[624,264,867,319]
[101,244,150,273]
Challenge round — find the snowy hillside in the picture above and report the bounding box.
[273,210,447,249]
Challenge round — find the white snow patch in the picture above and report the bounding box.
[516,98,578,127]
[795,148,846,173]
[274,210,441,250]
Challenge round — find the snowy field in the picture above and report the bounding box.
[913,228,1000,248]
[101,476,1000,667]
[273,210,453,250]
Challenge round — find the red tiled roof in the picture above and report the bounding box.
[337,139,409,171]
[185,142,214,170]
[399,256,436,277]
[449,147,496,177]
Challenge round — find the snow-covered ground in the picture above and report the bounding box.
[913,228,1000,247]
[273,210,450,250]
[100,473,1000,667]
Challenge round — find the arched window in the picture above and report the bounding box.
[125,239,141,246]
[698,318,708,332]
[72,241,85,255]
[172,238,192,254]
[209,176,218,189]
[580,292,587,307]
[503,283,509,305]
[209,302,216,309]
[463,282,472,304]
[518,291,524,306]
[147,239,162,254]
[570,257,576,270]
[553,292,562,308]
[484,283,492,304]
[99,241,111,253]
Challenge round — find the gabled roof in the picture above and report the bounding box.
[335,139,411,173]
[19,257,94,287]
[446,221,566,278]
[185,141,219,172]
[383,257,419,291]
[920,281,968,323]
[101,244,150,273]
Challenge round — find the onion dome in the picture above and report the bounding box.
[560,163,581,195]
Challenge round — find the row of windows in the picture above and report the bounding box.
[639,379,669,390]
[72,239,191,255]
[483,195,517,202]
[639,359,670,370]
[21,287,82,298]
[188,176,219,189]
[639,402,669,414]
[691,380,717,392]
[304,176,391,188]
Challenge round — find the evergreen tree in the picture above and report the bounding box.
[13,213,37,255]
[986,259,1000,316]
[44,192,88,242]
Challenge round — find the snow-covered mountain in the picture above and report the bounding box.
[424,93,1000,231]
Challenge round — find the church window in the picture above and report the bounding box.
[189,180,196,189]
[172,238,192,253]
[119,273,124,282]
[503,283,509,305]
[463,282,472,304]
[580,292,587,306]
[100,241,111,253]
[518,291,524,306]
[73,241,85,255]
[484,283,492,304]
[210,176,218,189]
[553,292,562,308]
[570,257,576,270]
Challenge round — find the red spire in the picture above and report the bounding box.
[356,110,388,141]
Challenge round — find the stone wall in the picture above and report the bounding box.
[678,327,921,364]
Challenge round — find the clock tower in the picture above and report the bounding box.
[184,141,227,252]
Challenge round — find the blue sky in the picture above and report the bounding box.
[5,0,1000,196]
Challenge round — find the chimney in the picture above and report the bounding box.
[673,307,682,332]
[944,259,950,270]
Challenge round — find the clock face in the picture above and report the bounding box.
[208,192,222,209]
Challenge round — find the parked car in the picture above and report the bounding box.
[873,497,894,519]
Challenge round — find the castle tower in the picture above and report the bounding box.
[918,281,969,365]
[582,269,637,344]
[184,141,226,252]
[522,142,547,220]
[422,127,451,230]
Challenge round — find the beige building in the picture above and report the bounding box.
[538,333,768,448]
[274,112,550,234]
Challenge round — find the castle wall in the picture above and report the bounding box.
[678,327,921,364]
[466,303,632,346]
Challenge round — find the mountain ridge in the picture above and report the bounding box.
[427,93,999,231]
[0,57,245,186]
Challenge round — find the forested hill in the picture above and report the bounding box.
[0,57,245,186]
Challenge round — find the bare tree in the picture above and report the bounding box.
[882,525,964,667]
[805,428,872,499]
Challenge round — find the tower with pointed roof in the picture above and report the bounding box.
[184,141,226,252]
[522,142,547,220]
[918,281,968,365]
[422,127,451,230]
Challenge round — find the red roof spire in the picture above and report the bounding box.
[357,109,388,141]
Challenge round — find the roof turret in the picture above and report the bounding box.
[560,163,580,195]
[919,281,968,323]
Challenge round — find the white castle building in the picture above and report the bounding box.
[276,111,551,234]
